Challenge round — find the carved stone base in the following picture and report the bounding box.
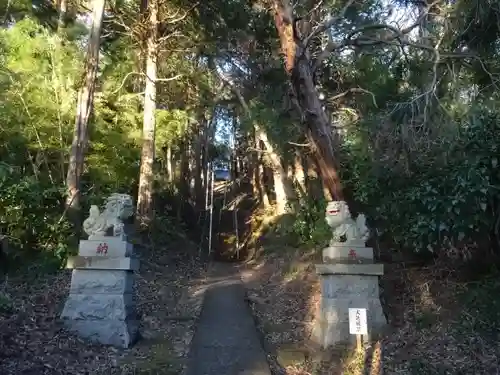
[312,266,387,348]
[61,269,138,348]
[62,318,139,348]
[323,244,373,263]
[79,236,132,256]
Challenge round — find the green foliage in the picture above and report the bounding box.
[282,195,331,246]
[341,106,500,256]
[155,109,190,148]
[0,290,13,313]
[148,213,189,244]
[0,163,72,264]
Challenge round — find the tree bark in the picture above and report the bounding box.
[166,144,173,182]
[272,0,344,201]
[252,133,270,208]
[55,0,68,30]
[136,0,158,225]
[65,0,105,231]
[258,162,270,208]
[179,139,191,199]
[193,114,206,209]
[220,72,295,212]
[254,124,295,214]
[293,150,307,200]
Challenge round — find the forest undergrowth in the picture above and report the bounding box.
[0,215,210,375]
[240,208,500,375]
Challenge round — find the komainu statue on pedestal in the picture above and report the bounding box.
[325,200,369,245]
[83,193,134,239]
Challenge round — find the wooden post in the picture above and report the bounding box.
[234,209,239,259]
[356,334,363,352]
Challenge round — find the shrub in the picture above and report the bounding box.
[340,106,500,258]
[0,162,72,268]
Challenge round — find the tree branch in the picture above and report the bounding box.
[309,2,450,70]
[156,74,183,82]
[328,87,378,108]
[303,0,355,47]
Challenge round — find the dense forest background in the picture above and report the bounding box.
[1,1,500,373]
[3,0,500,267]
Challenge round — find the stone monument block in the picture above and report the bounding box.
[312,264,386,348]
[78,236,132,257]
[322,243,374,263]
[62,292,135,320]
[313,201,387,348]
[61,194,139,348]
[69,269,134,294]
[66,255,139,270]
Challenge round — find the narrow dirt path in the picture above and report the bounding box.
[185,262,271,375]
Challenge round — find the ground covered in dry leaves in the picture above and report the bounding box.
[2,210,499,375]
[241,212,500,375]
[0,235,209,375]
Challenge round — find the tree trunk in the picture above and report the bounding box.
[272,168,288,214]
[193,116,205,209]
[56,0,68,30]
[166,144,173,182]
[258,162,270,208]
[293,150,307,200]
[252,134,270,208]
[65,0,105,231]
[254,124,295,215]
[272,1,343,201]
[136,0,158,226]
[221,74,295,212]
[179,139,190,199]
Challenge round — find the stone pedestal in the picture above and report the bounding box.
[322,243,374,263]
[312,243,387,348]
[61,234,139,348]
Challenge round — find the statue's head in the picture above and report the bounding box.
[105,193,134,220]
[325,200,350,228]
[89,205,100,218]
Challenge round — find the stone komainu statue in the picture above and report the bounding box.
[83,193,134,239]
[325,200,370,245]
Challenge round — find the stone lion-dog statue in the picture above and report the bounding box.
[325,200,370,246]
[83,193,134,239]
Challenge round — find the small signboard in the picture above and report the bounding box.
[348,308,368,335]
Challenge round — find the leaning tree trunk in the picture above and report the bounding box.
[221,73,296,213]
[136,0,158,226]
[254,125,295,215]
[272,0,343,201]
[65,0,105,230]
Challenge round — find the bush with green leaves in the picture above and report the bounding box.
[0,290,12,313]
[0,163,72,267]
[340,105,500,258]
[281,195,331,246]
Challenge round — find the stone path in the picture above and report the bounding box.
[185,263,271,375]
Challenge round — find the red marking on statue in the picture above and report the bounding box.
[348,249,357,259]
[328,210,339,214]
[96,243,108,255]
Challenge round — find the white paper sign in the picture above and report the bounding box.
[348,308,368,335]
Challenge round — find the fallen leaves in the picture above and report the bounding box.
[242,243,500,375]
[0,236,209,375]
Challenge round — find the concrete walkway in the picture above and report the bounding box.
[185,264,271,375]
